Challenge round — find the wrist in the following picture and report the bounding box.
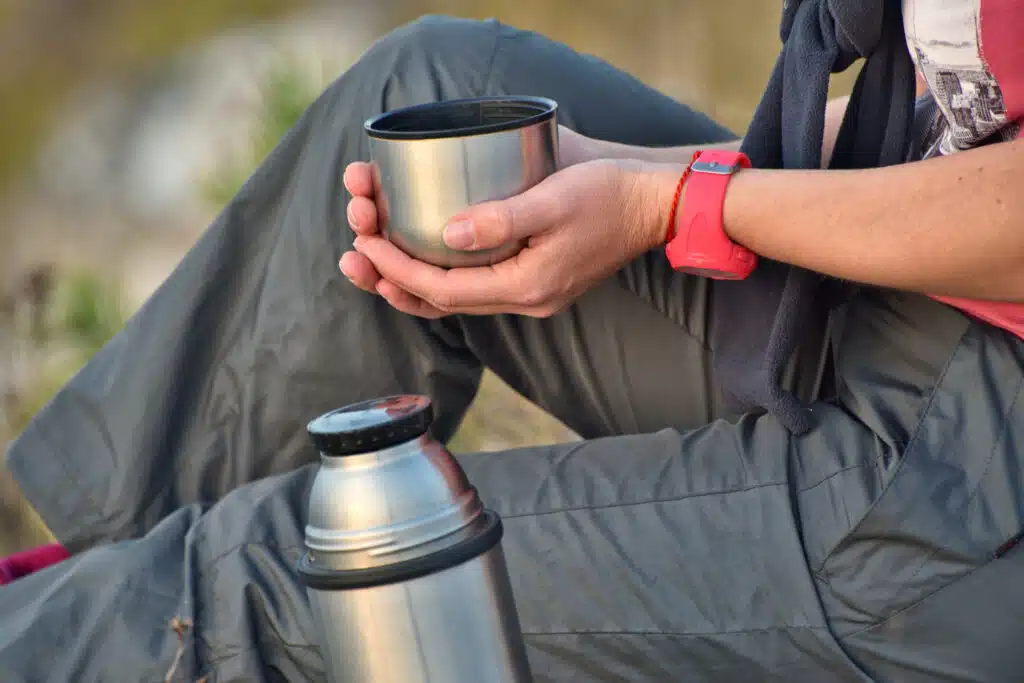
[638,162,692,251]
[656,150,761,280]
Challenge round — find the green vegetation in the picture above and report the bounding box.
[202,61,325,207]
[0,0,307,190]
[0,267,127,553]
[2,269,127,435]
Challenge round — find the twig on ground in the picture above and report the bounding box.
[164,616,207,683]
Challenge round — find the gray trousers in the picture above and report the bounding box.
[5,16,1024,683]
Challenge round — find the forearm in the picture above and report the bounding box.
[645,139,1024,301]
[584,95,851,167]
[590,136,742,163]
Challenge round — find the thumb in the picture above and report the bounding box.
[442,183,554,252]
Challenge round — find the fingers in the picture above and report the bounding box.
[344,162,380,236]
[442,175,562,251]
[375,280,447,318]
[339,251,447,318]
[341,162,578,318]
[339,251,380,292]
[343,162,374,197]
[346,195,378,236]
[442,200,526,252]
[354,235,527,310]
[341,241,560,319]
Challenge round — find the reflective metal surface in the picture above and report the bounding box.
[310,545,532,683]
[300,396,533,683]
[365,96,559,269]
[303,436,483,571]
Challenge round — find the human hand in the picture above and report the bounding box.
[341,158,666,318]
[341,124,597,242]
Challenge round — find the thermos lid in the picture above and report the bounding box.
[299,393,505,591]
[306,395,433,456]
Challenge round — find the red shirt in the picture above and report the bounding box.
[905,0,1024,337]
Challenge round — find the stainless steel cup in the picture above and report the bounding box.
[364,96,559,268]
[297,395,534,683]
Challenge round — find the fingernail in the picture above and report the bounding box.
[346,204,359,230]
[353,236,366,250]
[443,220,475,250]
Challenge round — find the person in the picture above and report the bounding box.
[3,4,1024,682]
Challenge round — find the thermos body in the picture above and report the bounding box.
[297,396,534,683]
[306,542,530,683]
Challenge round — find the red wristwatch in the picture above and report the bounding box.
[665,150,758,280]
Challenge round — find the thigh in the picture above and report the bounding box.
[459,410,892,683]
[0,418,884,683]
[459,247,833,441]
[469,292,1011,683]
[822,299,1024,681]
[478,17,735,145]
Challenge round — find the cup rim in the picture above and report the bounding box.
[363,95,557,141]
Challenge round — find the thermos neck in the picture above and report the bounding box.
[315,434,429,469]
[298,396,503,590]
[304,437,487,566]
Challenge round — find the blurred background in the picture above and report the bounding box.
[0,0,856,554]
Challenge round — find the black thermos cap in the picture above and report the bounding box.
[306,395,434,456]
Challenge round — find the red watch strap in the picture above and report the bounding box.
[665,150,757,280]
[664,150,702,242]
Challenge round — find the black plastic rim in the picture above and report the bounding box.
[297,511,504,591]
[364,95,557,141]
[306,395,433,457]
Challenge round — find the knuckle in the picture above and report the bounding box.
[429,292,457,311]
[520,270,572,308]
[524,303,559,319]
[522,276,573,317]
[482,203,515,245]
[499,203,519,237]
[519,282,552,308]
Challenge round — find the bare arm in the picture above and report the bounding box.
[640,137,1024,302]
[576,96,851,167]
[578,133,742,164]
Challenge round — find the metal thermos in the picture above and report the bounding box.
[297,395,534,683]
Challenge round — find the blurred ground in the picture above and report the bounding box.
[0,0,855,554]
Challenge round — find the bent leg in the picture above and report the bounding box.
[6,16,740,550]
[7,295,1016,682]
[0,412,880,683]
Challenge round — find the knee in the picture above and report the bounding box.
[375,14,502,57]
[349,15,505,107]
